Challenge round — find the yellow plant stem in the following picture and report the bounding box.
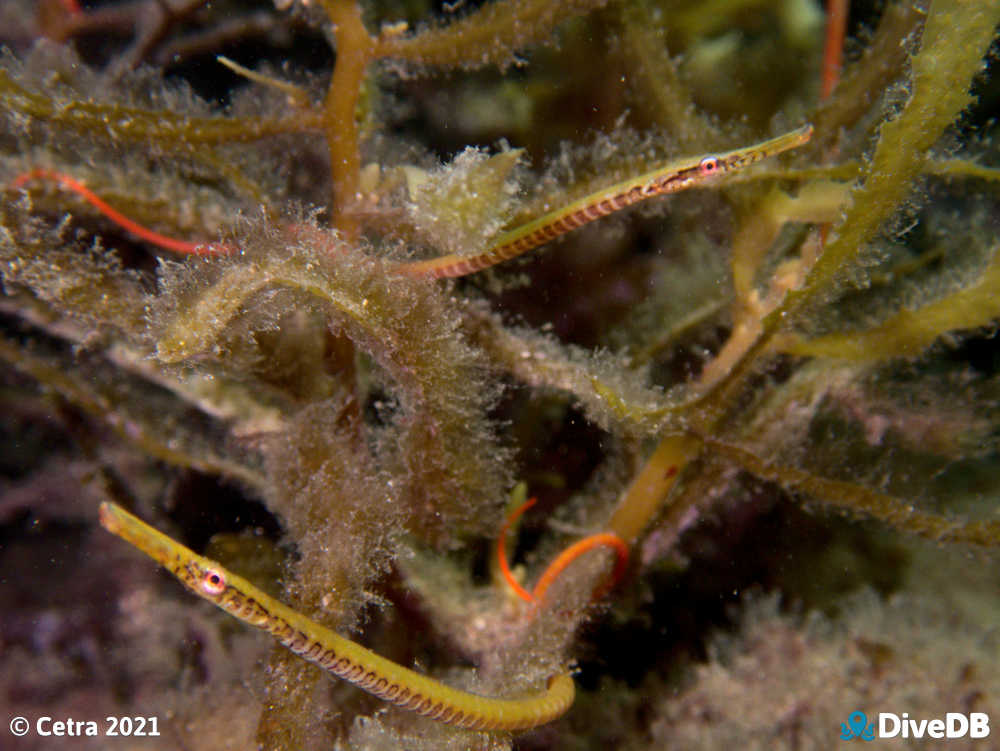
[607,434,703,545]
[319,0,376,238]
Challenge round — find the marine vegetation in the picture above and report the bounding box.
[0,1,998,749]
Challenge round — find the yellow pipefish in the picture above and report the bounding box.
[99,502,574,731]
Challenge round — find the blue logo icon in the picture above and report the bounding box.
[841,711,876,741]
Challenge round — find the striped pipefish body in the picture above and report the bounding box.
[99,502,574,731]
[399,124,813,279]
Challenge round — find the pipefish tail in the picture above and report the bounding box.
[98,502,575,731]
[399,124,813,279]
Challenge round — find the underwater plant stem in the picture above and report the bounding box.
[730,181,848,302]
[216,55,311,107]
[784,0,1000,318]
[99,502,575,731]
[374,0,611,70]
[607,433,702,544]
[704,1,998,443]
[775,244,1000,361]
[700,439,1000,547]
[0,69,323,144]
[618,0,718,151]
[320,0,375,238]
[0,336,262,486]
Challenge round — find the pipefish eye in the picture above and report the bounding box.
[200,569,227,596]
[698,156,720,176]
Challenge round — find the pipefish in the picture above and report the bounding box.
[399,124,813,278]
[98,502,574,731]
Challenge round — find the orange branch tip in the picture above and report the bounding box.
[10,169,235,257]
[821,0,848,101]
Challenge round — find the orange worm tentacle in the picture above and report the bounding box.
[532,533,628,605]
[11,169,234,256]
[497,497,538,602]
[497,497,630,608]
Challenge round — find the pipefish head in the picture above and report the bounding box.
[179,557,231,601]
[99,502,231,604]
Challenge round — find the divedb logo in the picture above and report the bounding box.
[841,710,991,741]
